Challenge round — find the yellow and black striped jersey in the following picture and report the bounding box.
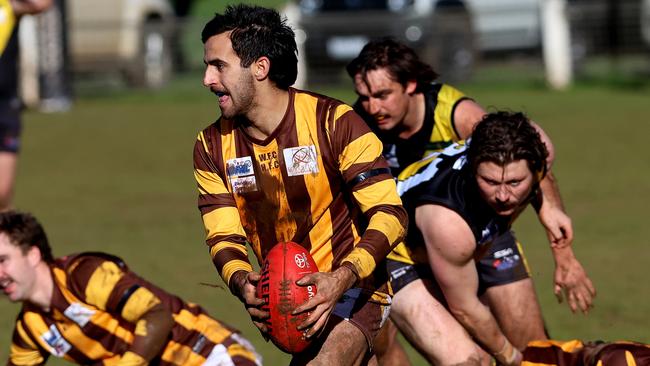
[523,339,650,366]
[0,0,16,55]
[193,88,407,302]
[395,142,512,265]
[1,0,18,101]
[9,253,243,366]
[354,83,469,265]
[354,82,469,177]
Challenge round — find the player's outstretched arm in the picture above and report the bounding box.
[552,245,596,314]
[292,266,357,339]
[116,303,174,366]
[417,204,522,366]
[536,171,575,248]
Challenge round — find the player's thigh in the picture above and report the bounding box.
[290,318,368,366]
[482,278,547,349]
[392,278,483,365]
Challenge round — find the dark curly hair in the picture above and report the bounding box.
[201,4,298,89]
[346,38,438,93]
[467,112,548,180]
[0,210,53,263]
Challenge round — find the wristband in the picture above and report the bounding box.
[494,338,517,365]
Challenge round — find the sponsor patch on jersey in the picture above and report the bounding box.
[283,145,319,176]
[41,324,71,357]
[226,156,257,193]
[63,302,95,327]
[226,156,254,176]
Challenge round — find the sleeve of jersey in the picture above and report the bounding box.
[9,319,47,366]
[330,108,408,279]
[193,132,253,286]
[67,257,162,323]
[438,84,470,141]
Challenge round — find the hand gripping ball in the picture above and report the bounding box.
[257,241,318,353]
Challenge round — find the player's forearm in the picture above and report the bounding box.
[538,171,566,212]
[121,305,174,365]
[551,243,578,265]
[209,239,254,287]
[342,205,407,279]
[448,300,512,359]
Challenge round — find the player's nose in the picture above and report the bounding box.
[203,66,219,88]
[368,98,381,115]
[495,185,510,202]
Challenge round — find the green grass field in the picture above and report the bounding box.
[1,69,649,364]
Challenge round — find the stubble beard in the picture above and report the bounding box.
[220,72,256,120]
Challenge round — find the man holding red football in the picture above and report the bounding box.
[193,5,407,365]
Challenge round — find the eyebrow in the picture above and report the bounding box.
[368,88,390,98]
[204,57,225,66]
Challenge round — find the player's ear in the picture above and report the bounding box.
[253,56,271,81]
[405,80,417,95]
[27,246,42,266]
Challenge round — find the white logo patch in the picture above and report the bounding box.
[226,156,257,193]
[283,145,319,176]
[63,302,95,327]
[494,248,514,259]
[41,324,72,357]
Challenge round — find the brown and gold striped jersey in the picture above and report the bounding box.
[523,339,650,366]
[193,88,407,300]
[9,253,247,366]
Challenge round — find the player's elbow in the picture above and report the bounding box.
[144,305,175,339]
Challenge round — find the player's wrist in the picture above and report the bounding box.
[229,270,250,300]
[335,264,358,289]
[551,245,577,264]
[493,337,519,366]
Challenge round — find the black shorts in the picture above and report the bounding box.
[388,230,530,295]
[0,99,21,153]
[330,287,391,351]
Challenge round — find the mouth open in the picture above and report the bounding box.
[212,90,230,106]
[0,278,12,293]
[374,115,390,125]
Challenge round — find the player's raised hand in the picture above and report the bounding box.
[293,266,357,339]
[552,246,596,314]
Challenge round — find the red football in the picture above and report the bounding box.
[257,241,318,353]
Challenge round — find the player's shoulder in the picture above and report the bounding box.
[58,252,127,279]
[198,116,232,139]
[292,87,354,116]
[398,142,468,194]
